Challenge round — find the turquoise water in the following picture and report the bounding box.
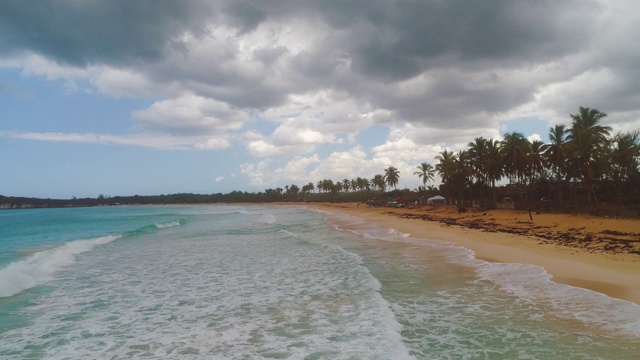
[1,205,639,359]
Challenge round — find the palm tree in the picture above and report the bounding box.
[342,179,351,192]
[413,162,435,188]
[371,174,386,192]
[435,150,456,205]
[610,131,640,213]
[485,139,504,202]
[319,180,333,193]
[384,166,400,190]
[364,178,371,192]
[568,107,611,145]
[302,182,315,194]
[351,179,358,192]
[566,107,612,206]
[501,132,531,186]
[357,177,370,192]
[501,132,531,203]
[467,137,490,201]
[287,184,300,198]
[317,179,335,193]
[528,140,546,183]
[542,125,568,207]
[454,150,474,204]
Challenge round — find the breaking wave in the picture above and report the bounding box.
[0,220,185,298]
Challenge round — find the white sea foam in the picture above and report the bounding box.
[388,228,411,238]
[3,205,640,358]
[0,234,121,298]
[155,220,182,229]
[321,208,640,339]
[278,228,298,237]
[255,213,276,224]
[0,209,414,359]
[191,206,248,215]
[474,260,640,335]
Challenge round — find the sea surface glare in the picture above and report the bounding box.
[1,205,639,359]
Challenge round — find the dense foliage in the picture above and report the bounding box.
[430,107,640,214]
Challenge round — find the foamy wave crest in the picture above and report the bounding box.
[0,235,121,298]
[388,228,411,238]
[279,228,298,237]
[192,206,247,215]
[255,213,276,224]
[474,260,640,335]
[155,220,182,229]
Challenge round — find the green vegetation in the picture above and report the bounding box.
[384,166,400,190]
[2,107,638,217]
[429,107,639,216]
[414,162,435,190]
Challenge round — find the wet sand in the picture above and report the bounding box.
[300,202,640,304]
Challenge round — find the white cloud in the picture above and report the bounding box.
[272,154,321,183]
[92,67,158,98]
[308,147,378,181]
[242,147,378,188]
[0,131,228,150]
[243,90,382,157]
[246,139,278,156]
[527,134,542,143]
[271,119,336,145]
[245,138,315,157]
[132,93,248,135]
[18,53,91,80]
[193,137,231,150]
[263,90,375,138]
[239,160,270,186]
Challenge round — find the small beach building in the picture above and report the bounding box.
[426,195,446,205]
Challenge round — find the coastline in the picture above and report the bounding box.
[295,202,640,305]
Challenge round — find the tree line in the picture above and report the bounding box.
[260,107,640,214]
[2,107,638,215]
[430,107,639,212]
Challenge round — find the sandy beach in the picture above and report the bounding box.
[297,202,640,305]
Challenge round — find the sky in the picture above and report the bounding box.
[1,0,639,199]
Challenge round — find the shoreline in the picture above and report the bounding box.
[294,202,640,305]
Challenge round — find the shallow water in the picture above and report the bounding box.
[1,205,639,359]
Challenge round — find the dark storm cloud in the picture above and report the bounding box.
[0,0,212,66]
[2,0,597,72]
[3,0,634,134]
[209,0,604,120]
[311,0,598,81]
[225,2,266,35]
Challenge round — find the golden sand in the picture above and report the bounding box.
[298,202,640,304]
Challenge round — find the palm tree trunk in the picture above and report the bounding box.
[584,164,593,207]
[615,178,622,216]
[491,180,496,203]
[591,184,599,207]
[557,175,564,208]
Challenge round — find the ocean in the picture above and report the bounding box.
[1,205,639,359]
